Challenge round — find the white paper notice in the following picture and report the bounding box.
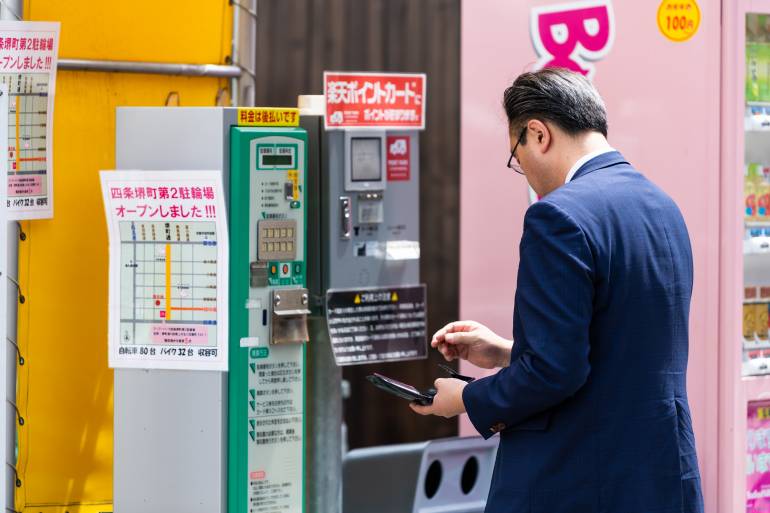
[0,21,60,220]
[100,170,229,371]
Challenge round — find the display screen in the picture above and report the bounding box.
[350,138,382,182]
[261,154,293,166]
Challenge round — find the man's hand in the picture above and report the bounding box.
[409,378,467,418]
[431,320,513,369]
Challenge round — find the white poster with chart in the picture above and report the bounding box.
[0,21,60,220]
[100,170,229,371]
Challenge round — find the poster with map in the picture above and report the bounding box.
[0,21,60,219]
[100,170,228,371]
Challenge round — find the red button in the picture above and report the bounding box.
[282,264,289,274]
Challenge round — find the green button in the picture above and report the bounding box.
[294,263,302,274]
[290,201,301,209]
[249,431,255,441]
[249,389,256,399]
[249,400,255,411]
[249,419,256,429]
[249,363,256,373]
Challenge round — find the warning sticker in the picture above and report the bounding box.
[326,284,427,366]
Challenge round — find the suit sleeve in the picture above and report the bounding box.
[462,200,595,438]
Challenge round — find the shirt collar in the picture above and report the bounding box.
[565,148,616,184]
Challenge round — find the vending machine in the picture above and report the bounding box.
[723,3,770,512]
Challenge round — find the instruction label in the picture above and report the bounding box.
[326,284,427,366]
[247,346,303,513]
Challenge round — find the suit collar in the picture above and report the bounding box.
[570,151,629,182]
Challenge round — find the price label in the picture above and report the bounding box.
[657,0,701,42]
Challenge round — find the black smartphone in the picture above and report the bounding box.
[437,363,476,383]
[366,373,436,405]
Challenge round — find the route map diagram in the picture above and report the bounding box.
[2,73,49,207]
[119,220,218,349]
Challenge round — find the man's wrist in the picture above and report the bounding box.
[497,339,513,368]
[456,380,469,416]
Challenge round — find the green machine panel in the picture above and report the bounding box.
[229,126,308,513]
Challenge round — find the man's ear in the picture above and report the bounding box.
[527,119,550,153]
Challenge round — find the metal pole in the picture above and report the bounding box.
[246,0,256,106]
[57,59,241,78]
[306,316,342,513]
[4,223,16,513]
[230,0,240,106]
[301,112,343,513]
[1,6,22,513]
[231,0,257,106]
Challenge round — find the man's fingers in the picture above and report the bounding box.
[446,320,479,333]
[437,342,457,361]
[432,321,481,347]
[444,331,474,345]
[409,402,433,416]
[431,322,458,345]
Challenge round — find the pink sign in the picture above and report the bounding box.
[531,0,615,78]
[748,401,770,511]
[152,324,210,346]
[386,135,410,181]
[8,175,42,195]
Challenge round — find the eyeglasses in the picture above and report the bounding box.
[506,126,527,175]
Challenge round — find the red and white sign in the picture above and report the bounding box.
[324,71,426,130]
[387,136,411,181]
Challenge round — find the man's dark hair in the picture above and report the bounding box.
[503,68,608,142]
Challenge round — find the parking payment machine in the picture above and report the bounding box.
[299,74,428,512]
[320,128,425,364]
[114,107,310,513]
[228,114,309,513]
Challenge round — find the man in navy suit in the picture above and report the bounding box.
[410,68,704,513]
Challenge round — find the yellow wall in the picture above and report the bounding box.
[16,2,232,512]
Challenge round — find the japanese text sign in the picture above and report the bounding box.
[657,0,701,42]
[237,107,299,127]
[0,21,60,220]
[324,71,426,130]
[100,170,229,371]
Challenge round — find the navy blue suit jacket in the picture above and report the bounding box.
[463,152,704,513]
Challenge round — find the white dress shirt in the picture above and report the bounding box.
[564,148,616,184]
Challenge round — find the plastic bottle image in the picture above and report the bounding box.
[745,302,758,340]
[758,172,770,219]
[746,164,760,221]
[757,302,769,341]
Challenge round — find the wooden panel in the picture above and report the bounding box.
[255,0,461,448]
